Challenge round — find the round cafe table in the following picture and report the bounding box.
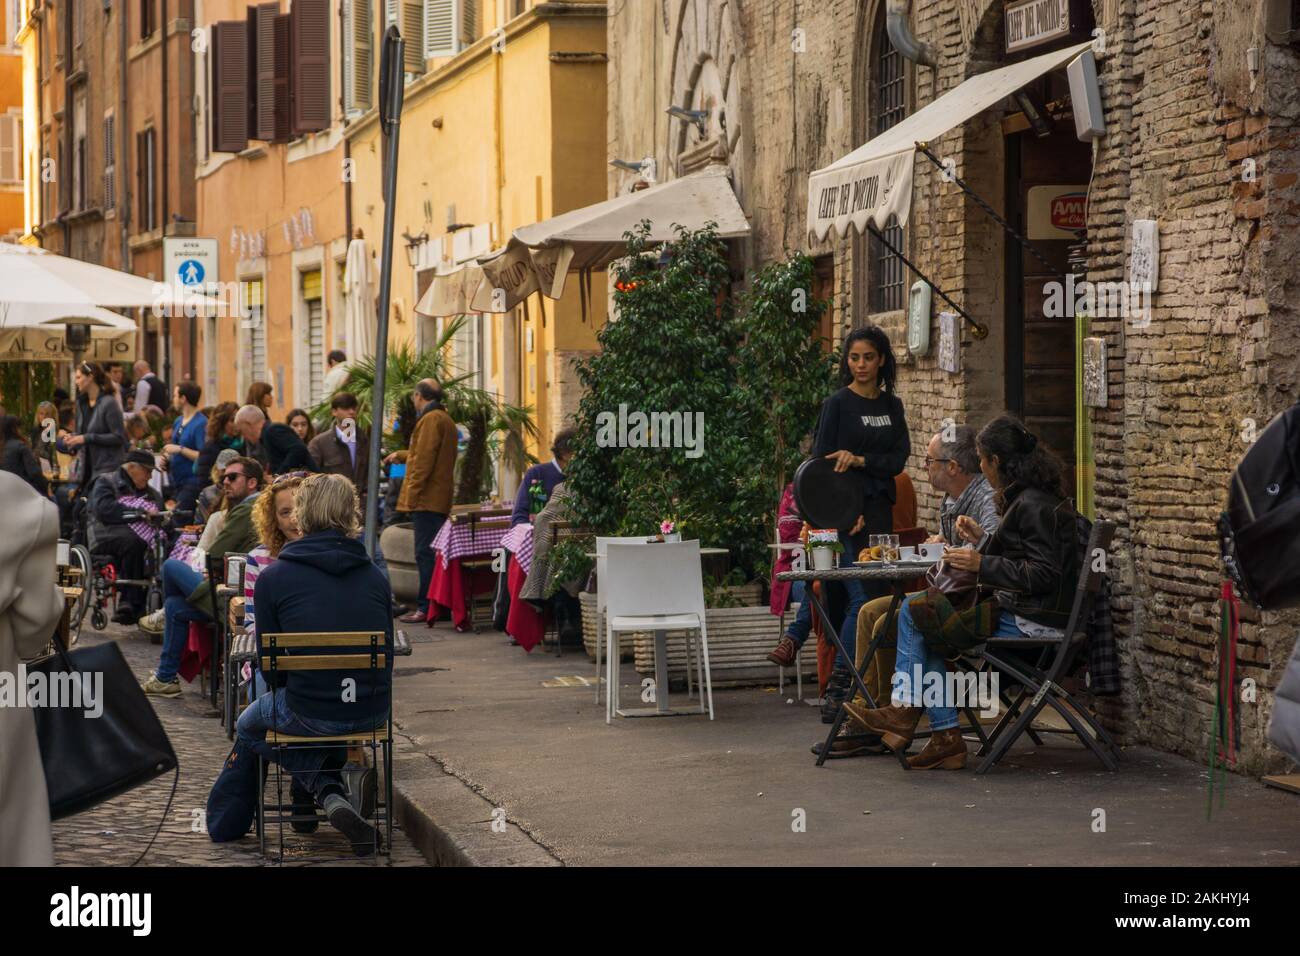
[777,561,944,770]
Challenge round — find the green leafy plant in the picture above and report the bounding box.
[313,317,538,504]
[565,226,836,587]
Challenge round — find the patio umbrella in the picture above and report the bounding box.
[0,242,209,309]
[0,301,140,363]
[343,236,376,358]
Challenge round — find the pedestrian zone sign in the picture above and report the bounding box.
[163,237,219,290]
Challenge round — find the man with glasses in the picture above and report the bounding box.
[819,425,1000,757]
[141,456,265,697]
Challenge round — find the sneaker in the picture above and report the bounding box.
[324,793,381,856]
[140,672,182,698]
[766,635,799,667]
[138,609,166,634]
[345,766,378,819]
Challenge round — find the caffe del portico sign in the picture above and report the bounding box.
[1005,0,1093,55]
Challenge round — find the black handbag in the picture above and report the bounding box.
[30,629,178,821]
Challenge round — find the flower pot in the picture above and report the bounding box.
[380,522,421,603]
[662,532,681,542]
[810,546,835,571]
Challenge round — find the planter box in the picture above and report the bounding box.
[580,590,635,661]
[580,583,764,661]
[381,522,421,603]
[632,604,790,686]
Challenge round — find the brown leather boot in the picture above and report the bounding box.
[842,700,923,753]
[907,728,967,770]
[766,636,799,667]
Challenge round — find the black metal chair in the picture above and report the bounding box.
[255,630,394,862]
[963,519,1120,774]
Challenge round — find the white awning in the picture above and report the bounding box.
[807,41,1093,242]
[416,166,750,317]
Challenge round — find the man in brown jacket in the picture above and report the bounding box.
[385,379,457,623]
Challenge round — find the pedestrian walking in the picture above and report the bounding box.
[323,349,350,396]
[164,381,208,514]
[132,360,169,412]
[0,471,65,866]
[384,379,457,624]
[67,361,127,489]
[307,392,369,506]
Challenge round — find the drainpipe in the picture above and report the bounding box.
[886,0,934,68]
[162,2,172,383]
[119,0,129,271]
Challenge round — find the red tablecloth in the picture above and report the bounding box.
[427,553,496,630]
[178,621,213,683]
[505,554,545,651]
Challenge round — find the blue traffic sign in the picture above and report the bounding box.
[178,259,205,287]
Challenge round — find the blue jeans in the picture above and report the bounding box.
[892,600,1025,732]
[156,559,212,683]
[785,581,812,646]
[236,688,387,799]
[411,511,447,614]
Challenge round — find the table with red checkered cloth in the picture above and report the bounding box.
[428,514,512,630]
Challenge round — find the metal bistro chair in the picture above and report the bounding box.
[604,540,713,723]
[963,519,1120,774]
[255,630,394,862]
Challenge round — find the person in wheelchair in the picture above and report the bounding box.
[87,449,167,625]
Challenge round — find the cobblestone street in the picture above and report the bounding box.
[51,624,428,867]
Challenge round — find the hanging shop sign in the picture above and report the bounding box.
[1005,0,1093,56]
[0,328,136,362]
[1027,185,1088,239]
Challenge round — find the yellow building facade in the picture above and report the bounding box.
[345,0,607,481]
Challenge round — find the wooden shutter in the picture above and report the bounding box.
[459,0,477,48]
[0,114,16,183]
[344,0,373,113]
[252,2,278,140]
[402,1,424,73]
[290,0,330,135]
[423,0,453,57]
[210,21,249,153]
[272,13,292,141]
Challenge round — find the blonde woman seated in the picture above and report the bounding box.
[242,472,309,693]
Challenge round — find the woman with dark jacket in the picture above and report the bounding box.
[1,415,49,495]
[812,326,910,717]
[66,361,126,489]
[847,416,1078,771]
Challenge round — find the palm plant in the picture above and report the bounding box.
[310,315,538,503]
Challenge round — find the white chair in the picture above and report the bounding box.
[593,535,655,705]
[604,540,713,723]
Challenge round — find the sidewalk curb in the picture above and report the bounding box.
[392,752,562,867]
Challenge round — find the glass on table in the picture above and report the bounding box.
[882,534,900,564]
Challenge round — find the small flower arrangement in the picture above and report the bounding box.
[660,517,679,536]
[807,530,843,553]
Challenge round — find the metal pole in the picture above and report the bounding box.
[363,27,406,559]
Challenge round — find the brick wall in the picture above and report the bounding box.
[608,0,1300,771]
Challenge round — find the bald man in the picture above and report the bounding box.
[132,360,169,413]
[233,404,317,476]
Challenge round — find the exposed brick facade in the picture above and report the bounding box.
[608,0,1300,772]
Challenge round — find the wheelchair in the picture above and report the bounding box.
[66,496,176,640]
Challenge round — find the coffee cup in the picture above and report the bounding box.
[898,545,917,561]
[919,542,944,561]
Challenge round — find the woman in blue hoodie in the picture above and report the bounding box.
[237,472,393,854]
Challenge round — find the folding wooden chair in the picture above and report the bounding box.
[255,631,394,862]
[965,519,1120,774]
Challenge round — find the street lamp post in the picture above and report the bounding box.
[362,26,407,560]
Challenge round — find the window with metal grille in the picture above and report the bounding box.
[102,111,115,211]
[243,278,267,384]
[869,8,907,314]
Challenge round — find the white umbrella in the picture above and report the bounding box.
[0,301,138,330]
[0,242,210,309]
[343,237,376,358]
[0,301,139,363]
